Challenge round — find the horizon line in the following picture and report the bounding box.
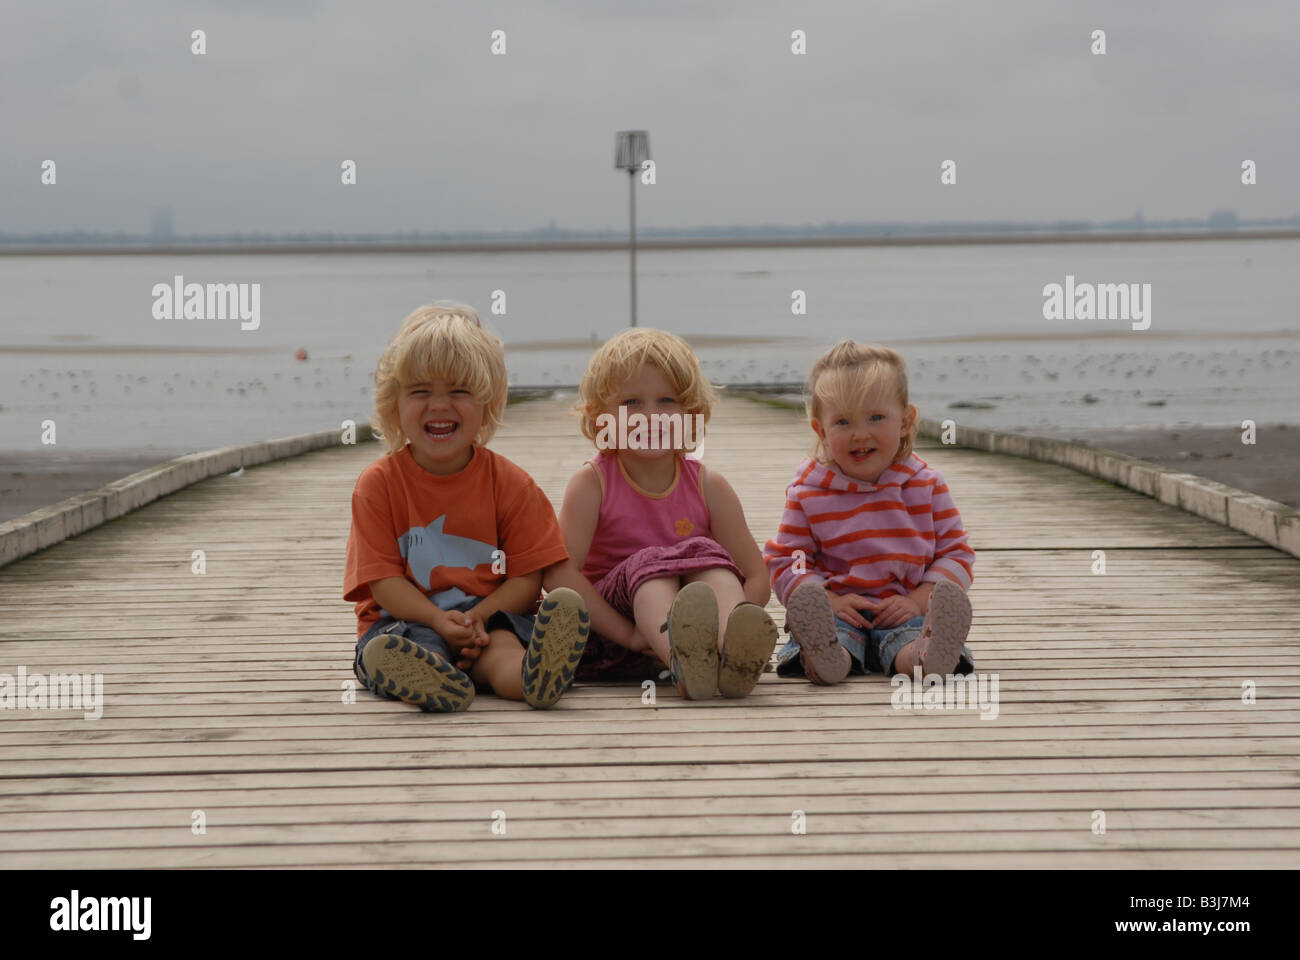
[2,227,1299,257]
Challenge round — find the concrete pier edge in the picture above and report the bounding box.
[0,418,383,569]
[3,387,1296,567]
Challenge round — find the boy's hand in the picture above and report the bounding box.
[432,608,486,670]
[828,590,878,629]
[468,610,490,646]
[870,593,925,631]
[448,635,486,671]
[431,607,476,641]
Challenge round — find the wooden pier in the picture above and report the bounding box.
[1,395,1297,868]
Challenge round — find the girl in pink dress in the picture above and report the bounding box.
[543,329,776,700]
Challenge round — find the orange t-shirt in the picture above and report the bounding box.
[343,444,569,639]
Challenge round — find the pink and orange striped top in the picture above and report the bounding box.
[763,453,975,606]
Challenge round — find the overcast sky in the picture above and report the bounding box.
[2,0,1296,235]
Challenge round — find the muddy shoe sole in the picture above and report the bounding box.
[361,633,475,712]
[785,581,850,684]
[521,587,591,709]
[717,602,777,698]
[918,580,973,676]
[666,580,719,700]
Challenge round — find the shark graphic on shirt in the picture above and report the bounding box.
[392,515,499,611]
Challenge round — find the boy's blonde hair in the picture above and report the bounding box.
[805,340,918,464]
[575,328,719,450]
[371,301,508,456]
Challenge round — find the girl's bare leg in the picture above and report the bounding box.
[684,567,746,652]
[632,575,680,667]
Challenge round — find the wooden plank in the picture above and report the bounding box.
[6,792,1300,832]
[5,783,1299,816]
[3,830,1299,871]
[6,726,1300,764]
[6,738,1300,779]
[1,756,1295,796]
[5,710,1297,747]
[9,815,1300,857]
[5,849,1290,870]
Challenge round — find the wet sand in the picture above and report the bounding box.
[1044,423,1298,508]
[1,450,189,524]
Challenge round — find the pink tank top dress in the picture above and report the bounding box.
[580,451,741,615]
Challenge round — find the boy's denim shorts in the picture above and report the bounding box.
[776,612,975,679]
[353,596,536,697]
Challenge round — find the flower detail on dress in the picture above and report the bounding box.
[675,517,695,537]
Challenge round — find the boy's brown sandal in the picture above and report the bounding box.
[361,634,475,712]
[521,587,591,709]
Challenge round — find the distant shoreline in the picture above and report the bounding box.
[1,229,1298,257]
[3,327,1297,356]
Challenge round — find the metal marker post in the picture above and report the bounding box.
[614,130,650,328]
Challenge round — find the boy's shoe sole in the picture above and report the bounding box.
[665,581,719,700]
[917,580,973,676]
[521,587,591,709]
[785,581,850,684]
[717,602,777,698]
[361,633,474,713]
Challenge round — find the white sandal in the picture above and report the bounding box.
[916,580,972,676]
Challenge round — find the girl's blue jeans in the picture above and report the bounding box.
[776,613,975,678]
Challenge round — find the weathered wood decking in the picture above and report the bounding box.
[1,395,1298,868]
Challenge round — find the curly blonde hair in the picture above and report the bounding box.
[805,340,918,464]
[574,328,719,451]
[370,301,508,456]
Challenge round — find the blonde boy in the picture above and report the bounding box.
[343,302,589,711]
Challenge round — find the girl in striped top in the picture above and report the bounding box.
[763,341,976,684]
